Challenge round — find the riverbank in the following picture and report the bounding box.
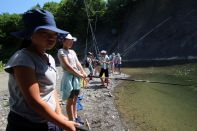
[77,73,128,131]
[59,67,128,131]
[0,67,129,131]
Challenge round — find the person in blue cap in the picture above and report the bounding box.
[57,33,87,124]
[4,9,79,131]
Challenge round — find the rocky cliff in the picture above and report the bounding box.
[94,0,197,62]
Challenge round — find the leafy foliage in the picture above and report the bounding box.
[43,2,59,15]
[0,13,22,62]
[0,0,137,63]
[0,61,5,72]
[31,4,42,10]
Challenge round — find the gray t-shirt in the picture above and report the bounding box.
[58,48,79,70]
[4,49,57,123]
[99,55,110,69]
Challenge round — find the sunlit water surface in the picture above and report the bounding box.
[115,64,197,131]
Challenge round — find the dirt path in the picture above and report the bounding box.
[0,71,9,92]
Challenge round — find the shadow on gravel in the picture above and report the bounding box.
[85,85,109,90]
[89,81,101,84]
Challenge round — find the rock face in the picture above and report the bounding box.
[94,0,197,61]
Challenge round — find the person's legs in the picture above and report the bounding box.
[67,90,81,121]
[112,63,115,74]
[115,64,119,74]
[66,98,74,121]
[73,95,78,119]
[94,65,99,76]
[99,68,105,86]
[88,64,94,80]
[93,66,97,76]
[118,64,121,74]
[104,69,109,86]
[73,95,84,125]
[89,64,94,75]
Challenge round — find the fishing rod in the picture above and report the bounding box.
[90,75,197,87]
[76,125,90,131]
[75,117,91,131]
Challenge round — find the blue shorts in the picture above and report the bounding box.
[61,71,81,100]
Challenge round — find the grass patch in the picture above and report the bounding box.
[0,61,5,72]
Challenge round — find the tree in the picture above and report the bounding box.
[43,2,59,15]
[31,4,42,10]
[0,13,22,61]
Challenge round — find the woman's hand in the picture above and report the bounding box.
[78,72,87,79]
[64,121,80,131]
[82,73,88,78]
[78,73,84,78]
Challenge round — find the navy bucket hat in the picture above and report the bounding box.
[11,9,68,39]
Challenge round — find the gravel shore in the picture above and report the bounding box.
[75,73,127,131]
[0,67,128,131]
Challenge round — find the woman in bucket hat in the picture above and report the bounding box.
[4,9,79,131]
[57,33,87,124]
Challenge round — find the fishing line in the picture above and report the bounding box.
[90,75,197,87]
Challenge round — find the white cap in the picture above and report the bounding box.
[65,34,77,42]
[101,50,107,54]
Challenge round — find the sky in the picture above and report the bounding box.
[0,0,61,14]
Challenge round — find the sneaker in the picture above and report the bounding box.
[75,125,89,131]
[75,116,84,125]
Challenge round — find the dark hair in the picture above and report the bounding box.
[19,39,32,49]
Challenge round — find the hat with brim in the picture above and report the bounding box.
[101,50,107,54]
[58,33,77,42]
[87,52,93,55]
[65,34,77,42]
[11,9,68,39]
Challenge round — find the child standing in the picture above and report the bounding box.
[115,53,122,74]
[109,53,116,74]
[58,33,87,124]
[99,50,110,87]
[86,52,94,80]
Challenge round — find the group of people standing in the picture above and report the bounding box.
[4,9,122,131]
[109,52,122,75]
[86,50,122,87]
[4,9,87,131]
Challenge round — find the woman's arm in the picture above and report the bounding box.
[76,60,87,77]
[54,90,62,114]
[14,66,79,130]
[54,90,68,120]
[60,56,83,78]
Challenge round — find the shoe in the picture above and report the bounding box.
[75,125,89,131]
[100,84,105,87]
[75,116,84,125]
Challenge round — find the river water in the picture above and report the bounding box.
[114,64,197,131]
